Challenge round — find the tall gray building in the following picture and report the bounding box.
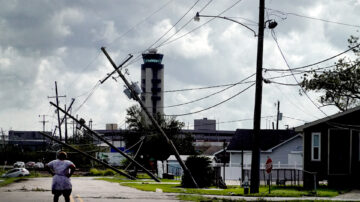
[141,49,164,116]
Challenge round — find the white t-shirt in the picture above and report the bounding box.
[47,159,75,190]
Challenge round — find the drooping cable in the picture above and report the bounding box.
[163,73,255,108]
[166,83,255,117]
[270,29,328,117]
[266,8,360,28]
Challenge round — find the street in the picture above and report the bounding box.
[0,177,179,202]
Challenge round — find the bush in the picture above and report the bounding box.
[181,155,214,188]
[89,168,101,176]
[103,169,116,176]
[89,168,116,176]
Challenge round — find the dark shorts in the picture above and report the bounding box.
[52,189,72,196]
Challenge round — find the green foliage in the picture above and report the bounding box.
[89,168,101,176]
[124,105,196,163]
[103,169,116,176]
[181,155,214,188]
[89,168,116,176]
[301,36,360,111]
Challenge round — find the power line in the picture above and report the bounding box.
[146,79,255,94]
[166,83,255,117]
[162,73,255,108]
[264,43,360,72]
[264,70,321,120]
[158,0,243,48]
[68,1,176,103]
[188,115,275,127]
[123,0,242,69]
[73,81,101,113]
[270,29,328,117]
[266,64,337,73]
[106,0,175,49]
[282,116,307,123]
[153,0,214,50]
[121,0,205,69]
[145,0,201,52]
[266,7,360,28]
[264,80,299,86]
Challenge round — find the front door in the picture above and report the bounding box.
[328,128,351,175]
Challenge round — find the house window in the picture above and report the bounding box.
[311,132,321,161]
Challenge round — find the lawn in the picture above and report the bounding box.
[98,177,347,198]
[177,194,340,202]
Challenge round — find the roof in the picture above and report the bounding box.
[295,105,360,132]
[226,129,297,151]
[167,155,215,161]
[181,129,235,135]
[199,146,224,155]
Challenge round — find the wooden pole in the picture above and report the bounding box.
[101,47,198,188]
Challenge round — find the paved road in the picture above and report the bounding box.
[0,177,179,202]
[1,177,360,201]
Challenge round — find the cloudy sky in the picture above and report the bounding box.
[1,0,359,134]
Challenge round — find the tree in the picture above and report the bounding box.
[124,105,196,164]
[181,155,214,188]
[301,36,360,111]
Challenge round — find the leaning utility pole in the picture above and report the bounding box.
[48,81,66,141]
[250,0,265,193]
[101,47,199,188]
[49,102,160,182]
[38,131,135,180]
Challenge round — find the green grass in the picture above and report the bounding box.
[177,194,341,202]
[177,194,245,202]
[99,177,347,198]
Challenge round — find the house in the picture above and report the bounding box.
[296,106,360,188]
[224,129,302,180]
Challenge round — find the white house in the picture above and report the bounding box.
[223,129,303,180]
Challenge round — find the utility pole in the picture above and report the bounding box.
[48,81,66,141]
[59,98,75,143]
[276,101,280,130]
[101,47,199,188]
[1,128,5,152]
[64,104,68,143]
[39,115,49,132]
[223,140,226,182]
[89,119,93,130]
[250,0,265,193]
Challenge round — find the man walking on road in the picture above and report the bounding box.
[46,151,76,202]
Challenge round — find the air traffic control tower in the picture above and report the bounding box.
[141,49,164,116]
